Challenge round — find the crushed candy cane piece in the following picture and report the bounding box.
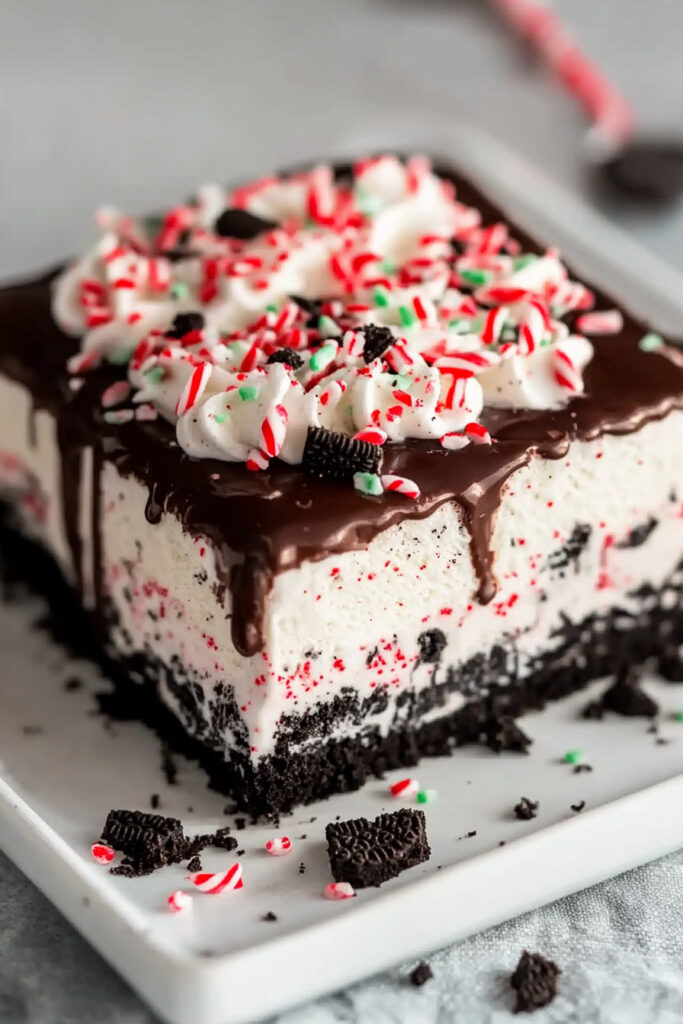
[186,863,243,894]
[324,881,356,901]
[91,842,115,865]
[167,890,193,913]
[265,836,292,857]
[390,778,419,798]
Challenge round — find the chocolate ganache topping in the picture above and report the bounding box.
[0,159,681,657]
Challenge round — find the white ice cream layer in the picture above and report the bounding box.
[1,372,681,760]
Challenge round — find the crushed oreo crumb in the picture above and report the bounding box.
[326,808,430,888]
[165,312,205,340]
[510,950,561,1013]
[572,763,593,774]
[417,628,447,665]
[570,801,586,813]
[298,861,306,874]
[266,347,304,370]
[150,793,160,810]
[514,797,539,821]
[601,666,659,718]
[302,426,382,483]
[160,744,178,786]
[458,829,477,840]
[360,323,395,364]
[187,855,202,872]
[616,517,657,549]
[213,207,278,240]
[21,725,43,736]
[484,714,532,755]
[409,961,433,987]
[262,911,278,922]
[234,817,246,831]
[64,676,82,692]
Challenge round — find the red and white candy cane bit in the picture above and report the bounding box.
[390,778,419,798]
[554,347,583,392]
[265,836,292,857]
[465,422,494,445]
[246,448,270,472]
[353,427,388,446]
[441,431,470,452]
[101,380,132,409]
[260,404,288,459]
[490,0,634,149]
[324,881,356,901]
[186,863,244,894]
[518,297,552,355]
[91,842,115,865]
[67,350,101,375]
[381,475,421,501]
[480,307,508,347]
[175,362,212,418]
[575,310,624,335]
[167,890,193,914]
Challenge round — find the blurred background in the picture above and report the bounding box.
[2,0,683,279]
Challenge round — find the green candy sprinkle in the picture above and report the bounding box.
[353,472,383,497]
[564,750,582,765]
[416,789,437,804]
[674,711,683,722]
[309,342,337,372]
[142,365,165,385]
[399,305,416,328]
[373,289,390,308]
[170,282,189,299]
[380,261,396,274]
[214,412,228,425]
[459,268,490,287]
[639,332,664,352]
[108,348,133,366]
[238,385,258,402]
[265,303,277,313]
[513,254,538,271]
[317,315,340,339]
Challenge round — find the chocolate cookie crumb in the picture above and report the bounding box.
[572,764,593,774]
[187,855,202,872]
[601,667,659,718]
[298,861,306,874]
[64,676,82,692]
[409,961,433,987]
[510,950,561,1013]
[150,793,160,810]
[160,744,178,786]
[570,801,585,813]
[262,911,278,922]
[514,797,539,821]
[235,817,246,831]
[484,715,532,754]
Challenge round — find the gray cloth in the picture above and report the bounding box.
[0,1,682,1022]
[1,849,681,1023]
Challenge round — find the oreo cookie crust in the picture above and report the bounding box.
[325,808,430,888]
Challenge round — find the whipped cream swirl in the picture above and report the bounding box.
[53,155,606,471]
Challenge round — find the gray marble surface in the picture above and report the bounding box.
[0,1,682,1021]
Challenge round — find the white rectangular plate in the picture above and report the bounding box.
[1,128,682,1024]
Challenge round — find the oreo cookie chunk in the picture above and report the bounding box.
[302,426,382,483]
[510,950,561,1013]
[360,324,395,364]
[165,312,205,341]
[213,208,278,240]
[102,809,189,877]
[266,347,304,370]
[325,808,430,889]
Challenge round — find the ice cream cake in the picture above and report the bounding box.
[0,155,681,816]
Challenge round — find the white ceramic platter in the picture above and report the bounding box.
[1,126,682,1024]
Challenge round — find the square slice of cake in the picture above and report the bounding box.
[0,155,681,817]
